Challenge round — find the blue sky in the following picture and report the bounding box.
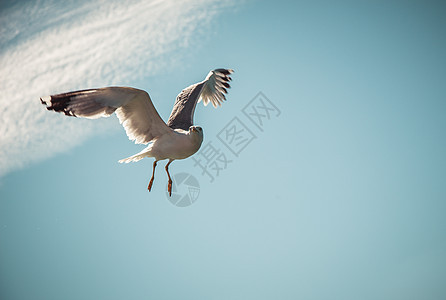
[1,0,446,299]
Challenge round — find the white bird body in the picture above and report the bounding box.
[119,128,203,163]
[40,68,233,196]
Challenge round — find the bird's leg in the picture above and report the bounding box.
[148,160,157,191]
[165,159,174,197]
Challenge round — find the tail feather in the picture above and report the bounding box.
[118,146,153,163]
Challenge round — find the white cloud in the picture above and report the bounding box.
[0,0,234,177]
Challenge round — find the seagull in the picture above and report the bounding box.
[40,68,234,196]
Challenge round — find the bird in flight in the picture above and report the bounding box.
[40,68,234,196]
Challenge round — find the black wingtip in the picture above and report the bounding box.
[215,68,234,75]
[221,81,230,89]
[64,110,76,117]
[40,94,77,117]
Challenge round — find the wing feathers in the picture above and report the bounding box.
[166,82,205,130]
[166,68,234,130]
[40,87,171,144]
[115,90,170,144]
[41,69,234,143]
[200,69,233,108]
[41,88,121,119]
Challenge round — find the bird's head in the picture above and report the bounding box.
[189,126,204,146]
[189,125,203,135]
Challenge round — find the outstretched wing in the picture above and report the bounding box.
[40,86,171,144]
[166,68,233,130]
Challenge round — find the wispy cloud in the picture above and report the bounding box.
[0,0,234,177]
